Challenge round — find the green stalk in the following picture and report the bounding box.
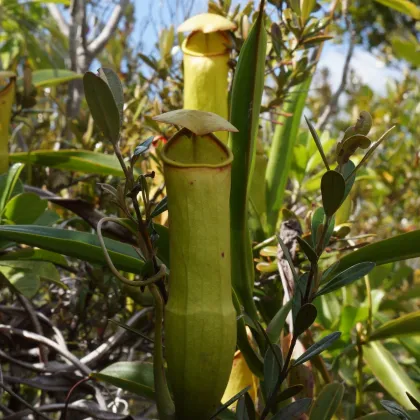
[229,0,267,320]
[161,128,236,419]
[265,76,313,234]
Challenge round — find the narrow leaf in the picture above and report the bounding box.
[91,362,154,398]
[293,332,341,367]
[83,71,121,144]
[133,136,154,157]
[380,400,411,420]
[276,384,304,403]
[294,303,317,336]
[296,236,318,263]
[304,116,330,170]
[369,311,420,341]
[29,69,81,87]
[263,345,282,399]
[10,150,137,177]
[229,0,267,320]
[0,163,24,213]
[271,398,312,419]
[266,77,313,233]
[311,207,325,247]
[363,341,420,409]
[333,230,420,274]
[315,262,375,298]
[209,386,251,419]
[373,0,420,19]
[99,68,124,124]
[0,225,144,273]
[151,197,168,219]
[309,382,344,420]
[321,170,345,217]
[266,300,292,343]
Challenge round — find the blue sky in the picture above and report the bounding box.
[133,0,402,94]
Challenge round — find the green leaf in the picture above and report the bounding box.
[263,344,282,399]
[276,385,304,403]
[3,193,47,224]
[153,223,169,268]
[294,303,317,336]
[151,197,168,219]
[322,215,335,248]
[0,163,24,213]
[236,393,255,420]
[271,398,312,419]
[391,34,420,66]
[19,69,81,88]
[293,332,341,367]
[369,311,420,341]
[300,0,316,22]
[296,236,317,263]
[83,71,121,144]
[133,136,154,158]
[229,0,267,320]
[91,361,154,399]
[380,400,411,420]
[0,248,68,267]
[373,0,420,19]
[321,170,345,217]
[266,77,313,233]
[266,300,292,343]
[304,116,330,170]
[1,270,40,298]
[210,386,251,420]
[333,230,420,274]
[232,290,264,379]
[315,262,375,297]
[309,383,344,420]
[311,207,325,247]
[363,341,420,409]
[99,68,124,125]
[341,160,356,202]
[0,225,144,273]
[10,150,135,177]
[0,259,62,296]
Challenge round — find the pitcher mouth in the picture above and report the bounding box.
[181,32,232,58]
[160,127,233,169]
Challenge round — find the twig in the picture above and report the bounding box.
[17,294,49,363]
[79,307,152,366]
[0,349,49,373]
[62,377,91,420]
[87,0,129,56]
[316,0,354,131]
[0,324,91,376]
[0,305,68,351]
[0,382,52,420]
[4,401,137,420]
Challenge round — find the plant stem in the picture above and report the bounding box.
[364,275,373,336]
[356,323,364,411]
